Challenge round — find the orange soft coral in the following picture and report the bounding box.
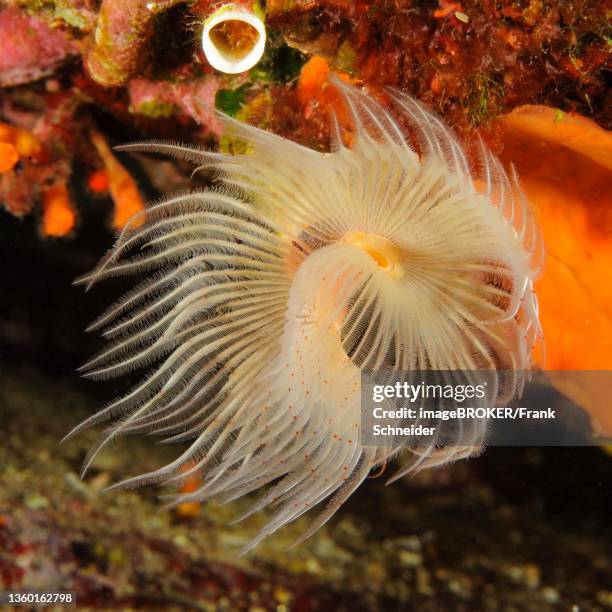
[42,182,76,237]
[498,106,612,436]
[298,56,361,145]
[0,142,19,173]
[174,461,202,520]
[0,122,44,162]
[88,169,110,194]
[90,130,145,230]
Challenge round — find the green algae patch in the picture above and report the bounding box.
[215,83,251,117]
[466,73,505,126]
[134,99,177,119]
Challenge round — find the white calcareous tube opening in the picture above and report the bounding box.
[202,5,266,74]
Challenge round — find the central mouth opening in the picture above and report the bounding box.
[209,19,260,60]
[342,231,403,276]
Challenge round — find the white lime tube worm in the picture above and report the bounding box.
[202,2,266,74]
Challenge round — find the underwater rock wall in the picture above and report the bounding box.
[0,0,609,228]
